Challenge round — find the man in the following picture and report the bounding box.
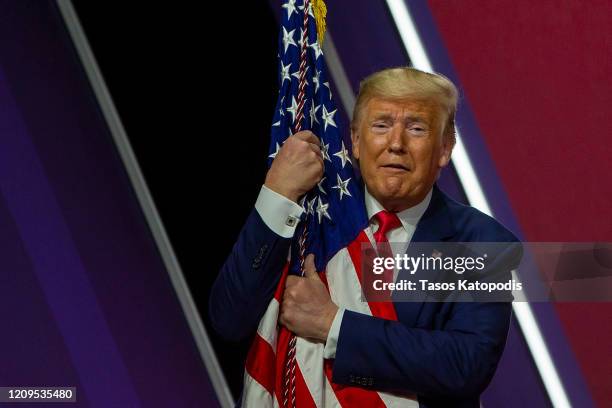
[210,67,521,407]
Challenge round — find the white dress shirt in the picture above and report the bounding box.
[255,184,432,359]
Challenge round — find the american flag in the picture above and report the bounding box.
[241,1,417,407]
[267,0,368,275]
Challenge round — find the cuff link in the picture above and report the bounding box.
[285,215,299,227]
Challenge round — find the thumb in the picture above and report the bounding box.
[303,254,319,279]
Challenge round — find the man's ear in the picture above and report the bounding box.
[438,135,455,168]
[351,128,360,160]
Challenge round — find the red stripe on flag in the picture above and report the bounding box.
[246,333,276,394]
[294,362,318,408]
[347,231,398,321]
[275,326,317,407]
[244,263,290,397]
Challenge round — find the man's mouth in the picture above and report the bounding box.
[381,164,410,171]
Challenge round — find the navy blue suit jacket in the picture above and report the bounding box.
[210,184,522,407]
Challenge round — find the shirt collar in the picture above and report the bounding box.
[364,187,432,232]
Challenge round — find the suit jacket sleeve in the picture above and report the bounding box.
[208,208,292,341]
[331,242,521,399]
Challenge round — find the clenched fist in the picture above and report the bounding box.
[265,131,324,202]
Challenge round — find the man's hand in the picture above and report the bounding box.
[265,131,324,202]
[279,254,338,342]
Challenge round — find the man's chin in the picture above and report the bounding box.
[379,179,409,198]
[371,185,410,209]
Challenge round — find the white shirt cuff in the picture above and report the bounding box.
[255,185,304,238]
[323,307,345,359]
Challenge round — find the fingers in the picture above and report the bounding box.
[264,129,324,202]
[285,275,299,288]
[283,255,319,282]
[305,141,322,157]
[303,254,319,279]
[293,131,322,159]
[293,130,320,146]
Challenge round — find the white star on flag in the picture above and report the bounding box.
[313,69,321,93]
[282,0,298,19]
[287,96,299,124]
[282,27,297,53]
[332,174,352,200]
[278,96,285,117]
[306,196,317,215]
[316,196,332,223]
[280,61,292,85]
[333,141,352,168]
[321,105,337,131]
[298,2,315,18]
[317,177,326,194]
[309,41,323,60]
[298,28,309,49]
[310,103,320,127]
[321,141,331,162]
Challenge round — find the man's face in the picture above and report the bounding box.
[351,97,453,211]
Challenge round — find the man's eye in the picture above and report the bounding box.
[373,123,388,129]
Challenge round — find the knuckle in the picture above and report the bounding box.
[282,310,292,323]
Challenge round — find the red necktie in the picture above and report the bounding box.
[373,211,402,289]
[374,210,402,244]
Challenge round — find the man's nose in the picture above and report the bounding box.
[387,124,407,153]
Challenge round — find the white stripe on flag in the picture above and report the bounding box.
[242,371,274,408]
[378,391,419,408]
[326,248,373,316]
[257,298,281,351]
[295,336,326,407]
[323,376,342,408]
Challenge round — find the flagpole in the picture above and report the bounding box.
[283,1,312,406]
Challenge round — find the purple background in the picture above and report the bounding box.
[0,2,218,407]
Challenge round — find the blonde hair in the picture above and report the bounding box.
[351,67,458,141]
